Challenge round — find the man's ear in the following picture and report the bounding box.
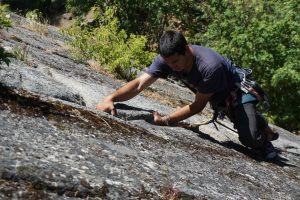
[185,45,189,51]
[186,45,194,56]
[185,45,190,54]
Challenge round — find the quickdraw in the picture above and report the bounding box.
[235,68,270,110]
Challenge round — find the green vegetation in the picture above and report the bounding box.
[11,44,29,65]
[0,4,13,66]
[25,9,48,24]
[24,9,49,36]
[0,47,12,66]
[65,0,208,45]
[191,0,300,132]
[0,4,11,28]
[64,6,155,80]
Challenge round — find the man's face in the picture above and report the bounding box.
[162,52,189,72]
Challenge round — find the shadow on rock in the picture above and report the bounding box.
[115,103,155,113]
[114,103,155,122]
[113,103,298,168]
[178,124,298,168]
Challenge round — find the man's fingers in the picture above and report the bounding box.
[96,104,105,111]
[111,108,117,116]
[152,111,159,117]
[152,112,162,124]
[96,102,116,115]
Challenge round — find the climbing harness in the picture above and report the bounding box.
[234,68,270,110]
[194,67,269,131]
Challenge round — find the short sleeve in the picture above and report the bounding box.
[196,66,227,94]
[144,55,171,79]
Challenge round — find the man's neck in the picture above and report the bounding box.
[184,46,195,73]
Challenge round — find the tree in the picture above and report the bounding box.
[191,0,300,131]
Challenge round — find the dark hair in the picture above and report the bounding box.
[159,31,188,57]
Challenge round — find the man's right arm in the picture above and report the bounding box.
[96,73,158,115]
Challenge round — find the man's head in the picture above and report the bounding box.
[159,31,187,57]
[159,31,193,72]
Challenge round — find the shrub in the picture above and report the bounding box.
[65,0,209,48]
[25,9,48,24]
[0,47,12,66]
[65,6,156,80]
[0,4,11,28]
[11,44,30,65]
[0,4,13,66]
[24,9,49,36]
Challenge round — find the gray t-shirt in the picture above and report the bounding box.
[145,45,238,106]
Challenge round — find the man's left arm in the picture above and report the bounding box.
[153,92,213,125]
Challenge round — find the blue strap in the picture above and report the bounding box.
[242,93,258,104]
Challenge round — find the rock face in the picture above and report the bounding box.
[0,14,299,199]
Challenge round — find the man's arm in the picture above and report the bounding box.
[96,73,158,115]
[154,92,213,125]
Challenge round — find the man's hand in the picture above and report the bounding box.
[95,73,157,116]
[153,112,169,126]
[153,92,213,126]
[96,100,117,115]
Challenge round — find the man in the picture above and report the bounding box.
[96,31,278,159]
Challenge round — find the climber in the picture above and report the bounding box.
[96,30,279,159]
